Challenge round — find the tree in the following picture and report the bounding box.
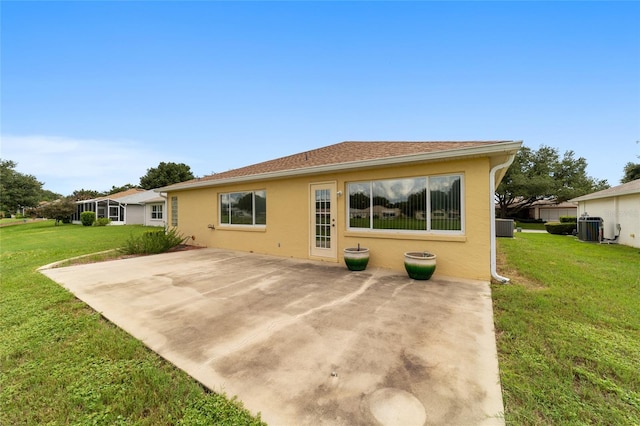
[108,184,138,195]
[621,141,640,183]
[71,189,104,201]
[0,159,44,214]
[621,162,640,183]
[349,192,370,210]
[38,197,75,225]
[236,192,254,212]
[496,145,609,218]
[554,150,608,201]
[139,162,194,190]
[40,189,63,202]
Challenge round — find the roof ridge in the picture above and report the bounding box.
[163,140,519,191]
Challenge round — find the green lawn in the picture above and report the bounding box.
[0,221,264,425]
[494,233,640,424]
[1,217,37,225]
[3,221,638,425]
[514,221,546,231]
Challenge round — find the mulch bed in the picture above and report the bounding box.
[165,244,205,253]
[54,244,205,268]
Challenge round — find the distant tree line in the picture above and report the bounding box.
[348,181,461,218]
[0,159,61,215]
[3,148,639,222]
[0,160,194,219]
[496,145,613,219]
[622,161,640,183]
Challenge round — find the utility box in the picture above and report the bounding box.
[496,219,515,237]
[578,216,602,242]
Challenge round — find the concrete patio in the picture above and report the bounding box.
[41,248,504,425]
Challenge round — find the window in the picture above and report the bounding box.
[109,206,121,222]
[171,196,178,226]
[219,190,266,226]
[151,204,163,220]
[348,174,462,232]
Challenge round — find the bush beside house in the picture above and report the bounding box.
[559,216,577,223]
[119,228,188,255]
[94,217,111,226]
[545,216,577,235]
[80,211,96,226]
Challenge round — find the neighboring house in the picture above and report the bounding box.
[371,205,401,219]
[528,199,577,221]
[159,141,522,281]
[570,179,640,248]
[142,195,168,227]
[72,188,166,227]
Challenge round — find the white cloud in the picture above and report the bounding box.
[1,134,166,195]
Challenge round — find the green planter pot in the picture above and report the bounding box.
[404,252,437,280]
[343,247,370,271]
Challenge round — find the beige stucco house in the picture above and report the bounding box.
[159,141,522,281]
[570,179,640,248]
[528,199,577,221]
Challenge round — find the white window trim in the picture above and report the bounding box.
[219,190,266,228]
[150,204,164,220]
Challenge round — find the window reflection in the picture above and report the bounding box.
[347,175,462,232]
[219,190,266,226]
[315,189,331,248]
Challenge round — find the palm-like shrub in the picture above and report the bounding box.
[119,227,188,255]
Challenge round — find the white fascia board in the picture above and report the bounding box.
[571,187,640,202]
[76,197,115,204]
[160,141,523,193]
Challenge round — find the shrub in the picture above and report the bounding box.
[559,216,577,223]
[93,217,111,226]
[119,227,188,255]
[80,211,96,226]
[545,222,577,235]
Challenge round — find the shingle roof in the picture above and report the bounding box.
[530,199,578,208]
[115,190,165,205]
[161,140,519,191]
[570,179,640,202]
[97,188,145,200]
[76,188,145,204]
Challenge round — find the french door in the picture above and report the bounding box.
[310,182,337,259]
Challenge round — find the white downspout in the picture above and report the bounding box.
[159,192,168,228]
[490,153,517,283]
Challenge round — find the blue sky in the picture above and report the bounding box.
[2,1,639,195]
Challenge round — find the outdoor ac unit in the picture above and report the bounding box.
[495,219,515,238]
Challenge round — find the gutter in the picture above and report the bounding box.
[489,154,517,283]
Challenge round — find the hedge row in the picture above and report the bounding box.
[559,216,577,223]
[545,222,577,235]
[79,211,110,226]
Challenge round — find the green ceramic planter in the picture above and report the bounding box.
[404,251,437,280]
[344,247,370,271]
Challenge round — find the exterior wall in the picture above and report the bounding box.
[536,207,577,222]
[125,205,145,225]
[167,157,494,280]
[144,203,166,227]
[577,194,640,248]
